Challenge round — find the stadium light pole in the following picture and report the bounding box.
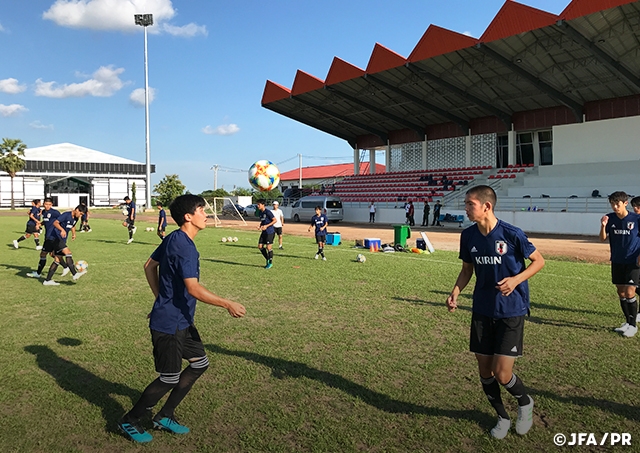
[211,165,219,190]
[134,13,153,211]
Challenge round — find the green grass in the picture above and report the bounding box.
[0,214,638,452]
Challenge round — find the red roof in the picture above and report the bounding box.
[280,162,386,181]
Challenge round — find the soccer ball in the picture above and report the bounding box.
[121,208,128,216]
[76,260,88,272]
[227,237,233,243]
[233,237,238,242]
[221,237,228,242]
[356,254,366,263]
[248,160,280,192]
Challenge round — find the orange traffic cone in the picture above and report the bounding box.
[370,244,375,253]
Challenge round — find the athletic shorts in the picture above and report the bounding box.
[25,223,40,234]
[126,219,135,227]
[42,238,57,253]
[274,227,283,235]
[611,262,640,286]
[258,231,275,245]
[151,325,206,374]
[470,312,525,357]
[158,225,166,233]
[315,234,326,244]
[52,238,68,254]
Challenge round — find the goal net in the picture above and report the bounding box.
[205,198,248,227]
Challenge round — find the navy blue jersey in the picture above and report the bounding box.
[125,201,136,219]
[459,220,536,319]
[49,211,78,242]
[41,208,60,235]
[311,214,328,235]
[27,206,41,225]
[158,208,167,228]
[149,230,200,334]
[605,212,640,264]
[259,209,275,234]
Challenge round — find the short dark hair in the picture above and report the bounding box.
[156,201,163,207]
[169,194,206,226]
[466,185,497,210]
[609,191,628,204]
[44,197,53,204]
[124,196,131,201]
[33,199,41,204]
[630,197,640,208]
[256,199,266,205]
[75,204,88,215]
[315,205,322,211]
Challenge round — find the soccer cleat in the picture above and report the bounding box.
[515,398,534,435]
[490,416,511,439]
[127,238,134,244]
[118,419,153,443]
[26,271,41,278]
[61,267,70,277]
[265,262,273,269]
[637,313,640,323]
[79,230,85,233]
[614,323,630,333]
[13,240,19,249]
[322,257,326,261]
[622,325,638,338]
[43,280,60,286]
[73,271,87,281]
[87,229,92,232]
[314,254,319,260]
[153,416,190,434]
[35,245,43,251]
[279,245,283,250]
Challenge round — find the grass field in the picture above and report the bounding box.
[0,213,638,452]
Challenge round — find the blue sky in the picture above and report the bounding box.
[0,0,569,194]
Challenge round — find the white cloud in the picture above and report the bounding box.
[0,78,27,94]
[0,22,5,32]
[162,22,207,37]
[30,120,54,130]
[35,65,126,98]
[129,87,156,106]
[42,0,206,37]
[202,124,240,136]
[0,104,28,117]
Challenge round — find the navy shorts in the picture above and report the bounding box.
[611,263,640,286]
[470,312,525,357]
[315,234,326,244]
[42,238,57,253]
[151,326,206,374]
[259,231,275,245]
[25,223,40,234]
[274,227,283,236]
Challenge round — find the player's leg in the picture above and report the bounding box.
[616,279,638,337]
[315,236,321,259]
[258,236,269,262]
[43,250,64,285]
[28,248,50,278]
[127,221,135,243]
[319,239,326,260]
[33,232,41,250]
[265,239,274,268]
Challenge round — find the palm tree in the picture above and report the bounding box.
[0,138,27,210]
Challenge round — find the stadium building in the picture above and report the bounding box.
[0,143,153,208]
[262,0,640,234]
[279,162,386,190]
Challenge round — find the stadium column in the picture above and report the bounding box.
[508,130,516,167]
[353,146,360,175]
[465,132,472,168]
[370,150,376,174]
[421,135,427,170]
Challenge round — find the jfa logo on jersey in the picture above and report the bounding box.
[628,222,635,230]
[495,241,507,255]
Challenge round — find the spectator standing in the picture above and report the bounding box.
[432,201,442,226]
[369,202,376,223]
[422,201,431,226]
[408,201,415,226]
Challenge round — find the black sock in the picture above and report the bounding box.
[626,297,638,327]
[620,297,630,321]
[157,366,206,419]
[320,247,325,258]
[129,229,133,240]
[37,257,47,274]
[503,374,531,406]
[65,256,77,275]
[260,248,268,260]
[17,235,26,243]
[481,376,509,419]
[34,238,40,246]
[45,262,59,281]
[126,378,175,421]
[268,250,273,261]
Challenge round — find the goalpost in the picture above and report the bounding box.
[205,198,247,227]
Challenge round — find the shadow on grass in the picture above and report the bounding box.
[203,258,266,268]
[87,239,158,246]
[24,343,140,433]
[205,344,493,426]
[531,389,640,422]
[1,263,36,277]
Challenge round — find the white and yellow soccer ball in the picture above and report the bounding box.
[227,237,233,243]
[356,254,366,263]
[76,260,88,272]
[248,160,280,192]
[233,237,238,242]
[221,237,228,242]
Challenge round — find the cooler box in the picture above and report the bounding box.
[416,239,426,250]
[364,238,381,248]
[326,233,341,246]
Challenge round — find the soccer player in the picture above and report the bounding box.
[118,194,246,444]
[119,196,137,244]
[42,204,88,286]
[27,198,61,279]
[157,202,167,240]
[308,206,328,261]
[79,203,91,233]
[256,199,277,269]
[271,200,285,249]
[13,199,43,250]
[599,191,640,337]
[446,185,545,439]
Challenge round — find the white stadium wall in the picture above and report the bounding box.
[553,115,640,165]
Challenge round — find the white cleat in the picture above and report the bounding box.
[614,323,630,333]
[490,416,511,439]
[61,267,70,277]
[314,254,319,260]
[127,238,134,244]
[43,280,60,286]
[26,271,41,278]
[132,226,137,234]
[622,325,638,338]
[322,257,326,261]
[35,245,43,251]
[87,229,92,233]
[13,240,19,249]
[637,313,640,323]
[515,397,534,435]
[73,271,87,281]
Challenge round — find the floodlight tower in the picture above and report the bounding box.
[134,13,153,210]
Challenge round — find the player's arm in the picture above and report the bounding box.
[53,219,67,238]
[599,215,609,242]
[157,214,162,229]
[130,206,135,222]
[144,257,160,299]
[320,219,328,232]
[70,224,76,241]
[496,250,546,297]
[447,261,474,312]
[29,211,39,223]
[184,278,246,318]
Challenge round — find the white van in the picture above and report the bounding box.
[291,196,343,222]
